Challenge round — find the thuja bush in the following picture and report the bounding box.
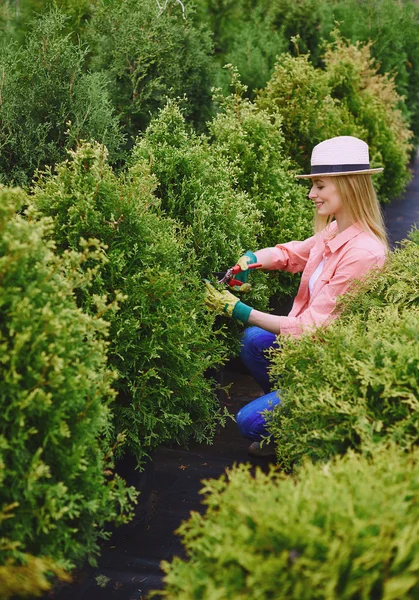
[31,142,227,462]
[194,0,287,95]
[84,0,216,137]
[209,69,313,302]
[159,444,419,599]
[318,0,419,147]
[131,101,269,300]
[257,34,413,201]
[268,241,419,470]
[0,9,123,187]
[256,52,363,176]
[323,35,412,200]
[0,187,135,597]
[241,0,419,145]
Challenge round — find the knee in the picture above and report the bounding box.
[236,391,281,441]
[236,405,260,440]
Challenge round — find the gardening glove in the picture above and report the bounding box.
[204,281,253,323]
[229,250,258,292]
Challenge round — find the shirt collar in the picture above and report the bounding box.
[325,222,364,253]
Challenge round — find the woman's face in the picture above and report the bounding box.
[308,177,345,218]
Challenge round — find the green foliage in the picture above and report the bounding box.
[209,69,313,301]
[268,242,419,469]
[0,530,70,599]
[31,141,227,461]
[131,101,270,306]
[0,9,123,187]
[257,52,363,172]
[318,0,419,147]
[0,186,135,593]
[194,0,286,95]
[84,0,216,137]
[203,0,419,146]
[219,7,286,95]
[268,0,328,59]
[160,444,419,599]
[257,33,412,202]
[323,34,413,200]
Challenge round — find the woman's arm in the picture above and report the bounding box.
[247,309,282,334]
[254,234,317,272]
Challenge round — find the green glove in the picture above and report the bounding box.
[204,281,253,323]
[232,250,258,289]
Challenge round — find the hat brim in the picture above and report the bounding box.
[295,168,384,179]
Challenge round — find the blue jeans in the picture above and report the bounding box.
[236,326,281,441]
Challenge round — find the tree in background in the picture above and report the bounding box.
[0,9,124,187]
[83,0,216,138]
[257,33,413,202]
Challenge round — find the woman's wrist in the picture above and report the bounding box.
[232,301,253,323]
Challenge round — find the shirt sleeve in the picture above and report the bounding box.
[278,247,386,337]
[255,234,317,273]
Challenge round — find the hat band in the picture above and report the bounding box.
[311,163,370,174]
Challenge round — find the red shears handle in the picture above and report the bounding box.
[230,263,262,275]
[218,263,262,285]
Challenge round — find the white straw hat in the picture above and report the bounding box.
[295,136,384,179]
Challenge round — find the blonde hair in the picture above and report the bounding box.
[313,174,389,248]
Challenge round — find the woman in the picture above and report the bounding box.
[205,136,388,456]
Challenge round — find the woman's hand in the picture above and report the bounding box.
[204,281,240,316]
[204,281,253,323]
[232,250,258,290]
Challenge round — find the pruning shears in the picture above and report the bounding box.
[215,263,262,287]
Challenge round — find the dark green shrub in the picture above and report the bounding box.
[195,0,286,96]
[268,241,419,469]
[249,0,419,146]
[219,8,286,95]
[267,0,328,60]
[0,9,123,187]
[257,34,412,202]
[131,101,269,303]
[209,69,313,302]
[31,141,227,462]
[319,0,419,147]
[84,0,216,136]
[0,186,134,596]
[159,444,419,599]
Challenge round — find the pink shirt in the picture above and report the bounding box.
[255,222,387,337]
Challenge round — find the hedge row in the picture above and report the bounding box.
[0,0,415,202]
[160,443,419,599]
[159,231,419,598]
[30,141,228,461]
[0,187,135,598]
[0,0,418,595]
[196,0,419,147]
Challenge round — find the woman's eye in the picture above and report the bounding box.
[317,186,324,191]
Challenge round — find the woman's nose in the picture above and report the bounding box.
[309,187,317,199]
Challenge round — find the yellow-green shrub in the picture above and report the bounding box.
[257,34,413,201]
[0,187,135,595]
[160,444,419,599]
[268,240,419,469]
[31,142,227,462]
